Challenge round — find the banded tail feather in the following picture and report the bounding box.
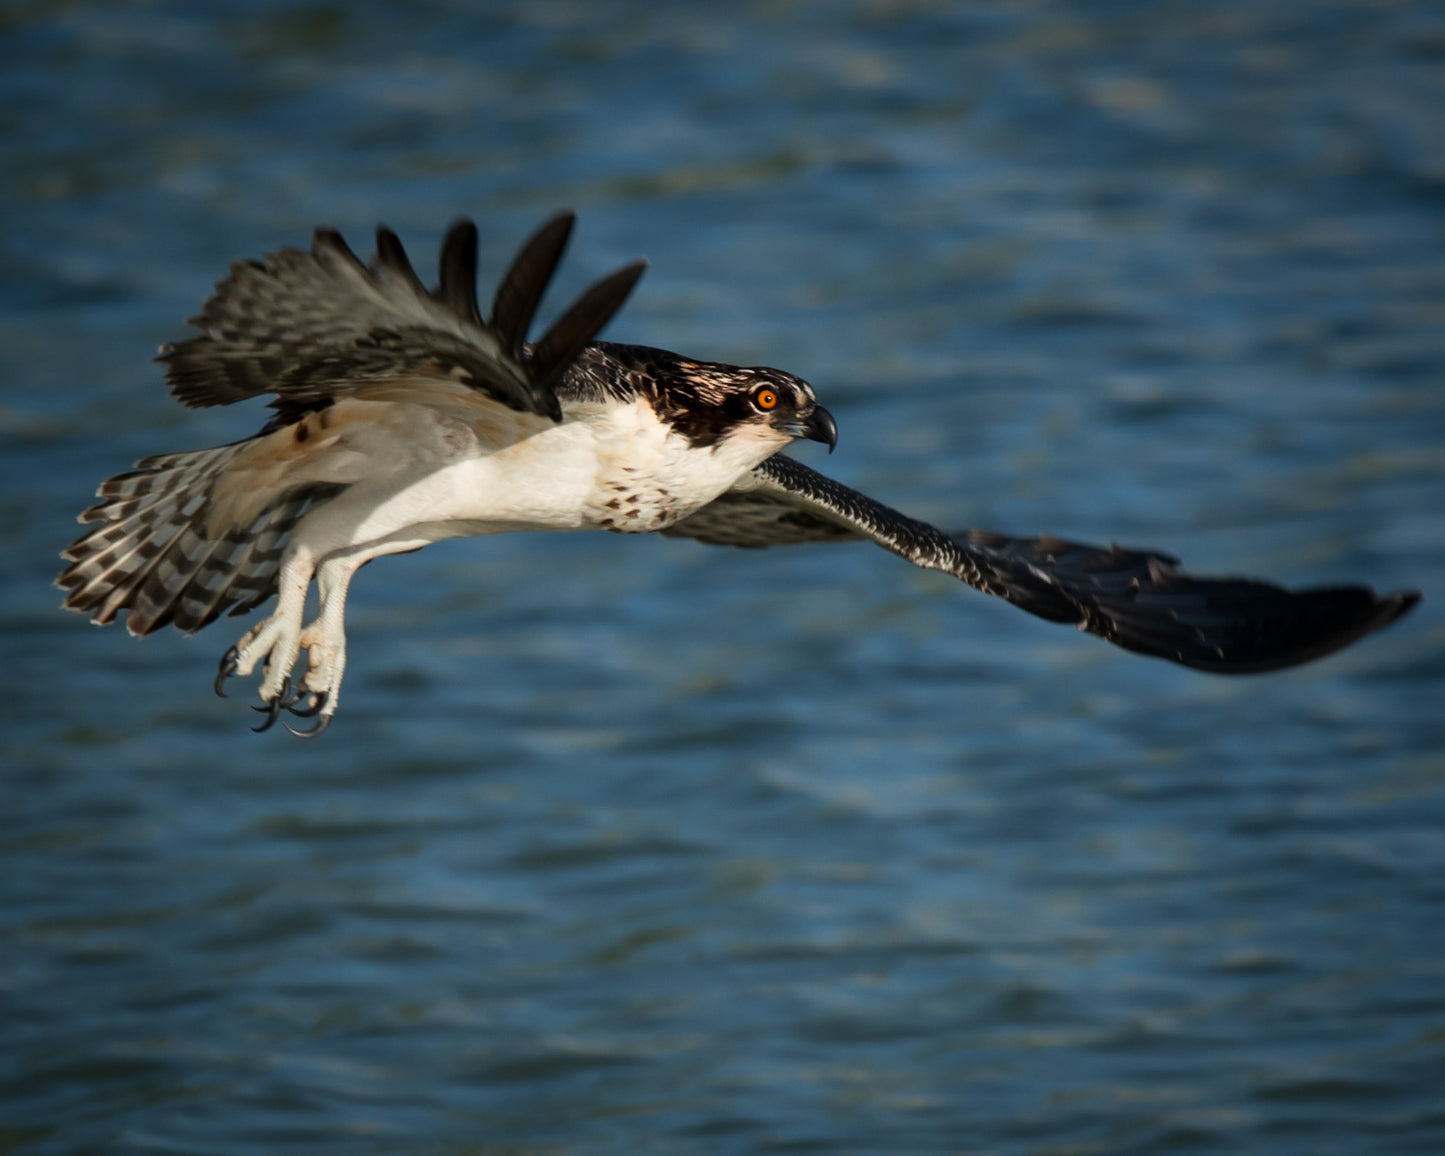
[58,443,339,637]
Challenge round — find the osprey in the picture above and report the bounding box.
[59,213,1419,736]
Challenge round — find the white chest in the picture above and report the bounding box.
[494,397,775,534]
[577,401,751,533]
[331,394,783,542]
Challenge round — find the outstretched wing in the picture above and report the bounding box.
[663,454,1420,674]
[161,212,647,422]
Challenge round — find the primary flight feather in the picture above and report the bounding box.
[59,212,1419,735]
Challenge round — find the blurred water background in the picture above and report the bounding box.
[2,2,1443,1152]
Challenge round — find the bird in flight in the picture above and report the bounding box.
[59,213,1419,736]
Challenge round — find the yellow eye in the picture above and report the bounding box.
[753,387,779,411]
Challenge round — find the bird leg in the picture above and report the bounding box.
[215,545,317,720]
[247,534,435,736]
[281,553,355,737]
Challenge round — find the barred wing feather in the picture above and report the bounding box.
[161,212,646,422]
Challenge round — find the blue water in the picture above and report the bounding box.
[2,2,1443,1152]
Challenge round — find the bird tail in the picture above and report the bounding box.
[57,442,336,636]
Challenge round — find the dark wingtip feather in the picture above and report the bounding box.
[1386,589,1423,620]
[1094,573,1420,675]
[371,225,427,295]
[311,227,363,270]
[950,530,1421,674]
[491,210,577,356]
[1202,584,1420,674]
[435,218,482,325]
[530,258,648,395]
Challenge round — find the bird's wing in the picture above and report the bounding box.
[662,453,1420,674]
[161,212,647,421]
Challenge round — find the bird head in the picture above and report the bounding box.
[657,358,837,455]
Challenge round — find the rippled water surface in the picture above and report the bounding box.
[3,2,1443,1152]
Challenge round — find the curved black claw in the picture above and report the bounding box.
[250,676,293,733]
[284,712,332,739]
[285,690,328,718]
[215,646,240,698]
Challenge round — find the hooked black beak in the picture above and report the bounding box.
[803,404,838,453]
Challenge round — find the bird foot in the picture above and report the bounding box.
[214,613,344,737]
[248,677,329,734]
